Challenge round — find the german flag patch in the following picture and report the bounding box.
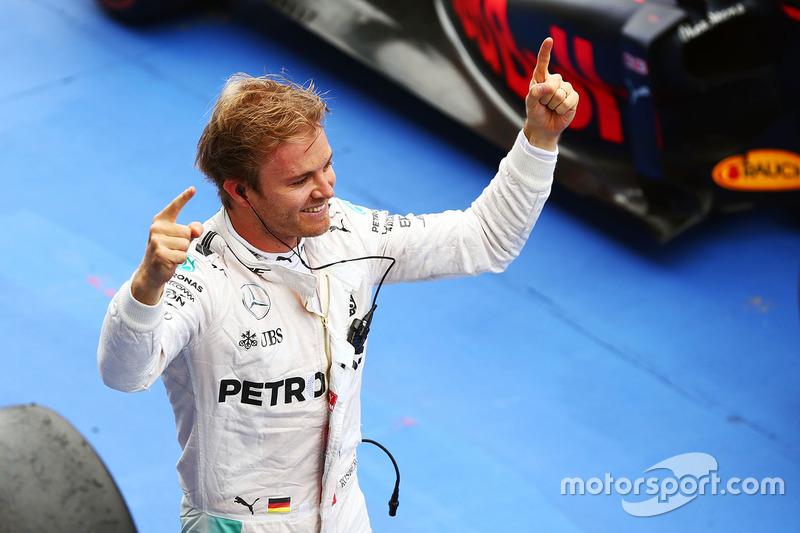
[267,497,291,514]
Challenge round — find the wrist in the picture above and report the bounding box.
[131,270,165,306]
[523,124,559,152]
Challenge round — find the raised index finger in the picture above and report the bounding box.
[156,186,196,223]
[533,37,554,83]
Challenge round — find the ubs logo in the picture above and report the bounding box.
[240,283,271,319]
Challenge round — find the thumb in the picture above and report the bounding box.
[189,222,204,239]
[527,82,552,106]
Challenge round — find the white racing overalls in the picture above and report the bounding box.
[98,132,555,532]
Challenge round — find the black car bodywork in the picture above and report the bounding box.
[99,0,800,239]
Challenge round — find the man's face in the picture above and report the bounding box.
[251,128,336,250]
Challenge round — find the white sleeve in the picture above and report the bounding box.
[345,131,555,284]
[97,260,217,392]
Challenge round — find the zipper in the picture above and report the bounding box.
[319,271,332,366]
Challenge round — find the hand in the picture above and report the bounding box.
[523,37,579,152]
[131,187,204,305]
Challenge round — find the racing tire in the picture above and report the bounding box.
[0,404,136,531]
[97,0,202,24]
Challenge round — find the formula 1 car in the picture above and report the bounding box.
[98,0,800,240]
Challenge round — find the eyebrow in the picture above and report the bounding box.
[284,151,333,183]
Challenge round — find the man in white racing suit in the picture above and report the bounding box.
[97,38,578,532]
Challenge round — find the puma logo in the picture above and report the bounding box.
[234,496,260,515]
[329,222,351,233]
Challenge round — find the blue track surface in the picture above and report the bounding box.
[1,1,798,531]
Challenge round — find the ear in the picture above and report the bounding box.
[223,179,250,207]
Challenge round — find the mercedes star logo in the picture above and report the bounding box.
[240,283,271,319]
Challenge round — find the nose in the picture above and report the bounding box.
[311,170,335,199]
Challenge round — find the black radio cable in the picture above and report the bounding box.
[243,197,395,353]
[361,438,400,516]
[242,193,401,514]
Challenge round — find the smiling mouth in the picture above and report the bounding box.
[302,204,327,214]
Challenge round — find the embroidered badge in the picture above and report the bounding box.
[328,390,338,412]
[234,496,259,515]
[239,330,257,350]
[240,283,271,320]
[267,497,291,514]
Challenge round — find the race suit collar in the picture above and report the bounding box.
[204,209,318,299]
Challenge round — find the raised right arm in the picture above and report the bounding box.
[97,188,209,392]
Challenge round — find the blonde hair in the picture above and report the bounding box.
[196,73,329,206]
